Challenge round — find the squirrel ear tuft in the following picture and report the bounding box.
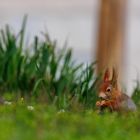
[111,67,118,87]
[104,68,110,82]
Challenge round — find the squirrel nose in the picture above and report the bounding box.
[99,92,107,99]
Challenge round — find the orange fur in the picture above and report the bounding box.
[96,68,136,112]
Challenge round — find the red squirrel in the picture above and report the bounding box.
[96,68,137,112]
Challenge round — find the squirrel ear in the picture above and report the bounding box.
[111,67,118,87]
[104,69,110,82]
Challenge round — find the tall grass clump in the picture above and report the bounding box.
[0,17,98,109]
[132,81,140,107]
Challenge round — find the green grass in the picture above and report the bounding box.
[0,16,98,109]
[0,101,140,140]
[0,17,140,140]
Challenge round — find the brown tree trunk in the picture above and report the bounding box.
[96,0,126,79]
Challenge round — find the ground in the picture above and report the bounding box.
[0,100,140,140]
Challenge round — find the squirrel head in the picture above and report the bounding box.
[98,68,119,100]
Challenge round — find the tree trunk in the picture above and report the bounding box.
[96,0,126,80]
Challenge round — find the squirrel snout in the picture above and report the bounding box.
[99,92,107,100]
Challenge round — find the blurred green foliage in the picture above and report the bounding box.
[0,102,140,140]
[132,81,140,107]
[0,17,98,109]
[0,17,140,140]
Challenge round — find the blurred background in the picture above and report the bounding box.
[0,0,140,94]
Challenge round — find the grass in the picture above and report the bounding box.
[0,16,98,109]
[0,101,140,140]
[0,17,140,140]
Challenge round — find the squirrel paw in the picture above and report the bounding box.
[96,101,101,107]
[96,100,106,107]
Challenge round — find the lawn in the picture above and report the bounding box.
[0,101,140,140]
[0,17,140,140]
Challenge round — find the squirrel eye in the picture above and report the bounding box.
[106,87,111,92]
